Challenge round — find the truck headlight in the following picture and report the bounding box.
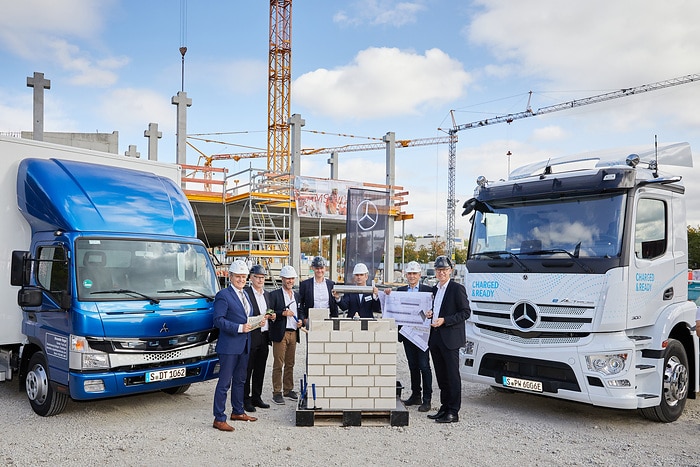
[70,335,110,370]
[585,353,628,375]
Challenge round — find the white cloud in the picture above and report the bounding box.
[531,125,565,142]
[294,47,471,119]
[334,1,427,27]
[98,88,174,135]
[191,59,268,95]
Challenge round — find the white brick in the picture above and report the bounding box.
[368,386,380,398]
[380,365,396,376]
[353,376,374,387]
[347,386,369,398]
[375,376,395,387]
[367,321,390,332]
[324,386,347,398]
[375,398,397,409]
[380,386,396,398]
[352,398,374,409]
[368,365,380,376]
[324,364,347,376]
[309,308,329,321]
[310,320,333,332]
[330,330,353,342]
[307,342,325,354]
[307,331,330,343]
[347,342,368,353]
[380,342,397,354]
[329,398,352,409]
[339,321,361,332]
[375,330,397,342]
[330,353,352,365]
[324,342,347,353]
[313,398,330,409]
[330,376,352,387]
[307,353,329,365]
[375,353,396,365]
[368,342,381,353]
[352,353,374,365]
[308,376,329,387]
[313,386,325,398]
[352,331,376,343]
[307,364,324,376]
[346,365,368,376]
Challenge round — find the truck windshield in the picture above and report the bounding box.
[76,239,217,302]
[469,193,625,259]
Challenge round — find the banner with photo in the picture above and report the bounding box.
[344,188,390,283]
[293,176,352,220]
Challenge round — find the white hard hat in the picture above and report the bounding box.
[280,265,298,278]
[229,260,249,275]
[404,261,421,273]
[352,263,369,275]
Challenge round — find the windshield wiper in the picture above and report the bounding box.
[522,248,593,273]
[471,250,530,272]
[158,288,215,301]
[91,289,160,305]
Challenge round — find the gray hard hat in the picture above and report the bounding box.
[249,264,266,276]
[311,256,326,268]
[434,255,453,269]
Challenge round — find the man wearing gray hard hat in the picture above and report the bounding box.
[299,256,339,320]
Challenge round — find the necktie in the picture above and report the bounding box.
[239,290,251,316]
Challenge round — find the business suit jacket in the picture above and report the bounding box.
[338,290,381,319]
[213,285,251,355]
[429,280,470,349]
[268,287,302,343]
[244,285,271,348]
[396,283,434,342]
[298,277,338,318]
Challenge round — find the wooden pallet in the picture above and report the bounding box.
[295,399,408,427]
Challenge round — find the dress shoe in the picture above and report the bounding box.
[284,390,298,400]
[435,413,459,423]
[230,413,258,422]
[253,399,270,409]
[402,393,422,406]
[243,401,256,413]
[418,402,431,412]
[212,420,235,432]
[427,409,447,420]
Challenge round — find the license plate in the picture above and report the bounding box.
[503,375,543,393]
[146,367,186,383]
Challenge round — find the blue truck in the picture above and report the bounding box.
[0,136,220,416]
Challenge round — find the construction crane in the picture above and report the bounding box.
[444,73,700,257]
[268,0,292,173]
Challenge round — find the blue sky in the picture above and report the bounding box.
[2,1,700,236]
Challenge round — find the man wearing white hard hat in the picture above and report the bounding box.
[267,265,302,405]
[335,262,380,318]
[212,260,261,431]
[384,261,434,412]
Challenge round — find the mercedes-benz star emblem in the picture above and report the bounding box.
[356,199,379,231]
[160,323,169,333]
[512,302,538,330]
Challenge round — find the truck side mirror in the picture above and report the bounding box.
[10,250,31,286]
[17,288,42,307]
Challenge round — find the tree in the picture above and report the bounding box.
[689,225,700,269]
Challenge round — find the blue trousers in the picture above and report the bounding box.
[213,352,250,421]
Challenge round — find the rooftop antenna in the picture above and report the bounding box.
[179,0,187,92]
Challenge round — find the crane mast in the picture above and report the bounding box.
[445,73,700,257]
[268,0,292,173]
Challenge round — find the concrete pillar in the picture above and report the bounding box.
[144,123,162,161]
[125,145,140,158]
[383,132,395,284]
[172,91,192,167]
[328,151,339,281]
[26,72,51,141]
[289,113,305,274]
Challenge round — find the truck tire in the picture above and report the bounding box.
[26,351,68,417]
[161,384,191,395]
[639,338,688,423]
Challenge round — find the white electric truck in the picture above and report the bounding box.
[460,142,697,422]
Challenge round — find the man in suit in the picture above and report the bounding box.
[335,263,380,318]
[212,260,260,432]
[243,264,273,413]
[298,256,338,320]
[268,265,303,405]
[384,261,434,412]
[425,255,470,423]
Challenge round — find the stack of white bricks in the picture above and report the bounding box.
[306,308,398,410]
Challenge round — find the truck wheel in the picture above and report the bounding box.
[639,339,688,423]
[26,351,68,417]
[161,384,191,395]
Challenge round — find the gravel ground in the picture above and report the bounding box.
[2,339,700,467]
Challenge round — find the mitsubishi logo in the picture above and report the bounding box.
[512,302,538,330]
[160,322,169,333]
[356,199,379,231]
